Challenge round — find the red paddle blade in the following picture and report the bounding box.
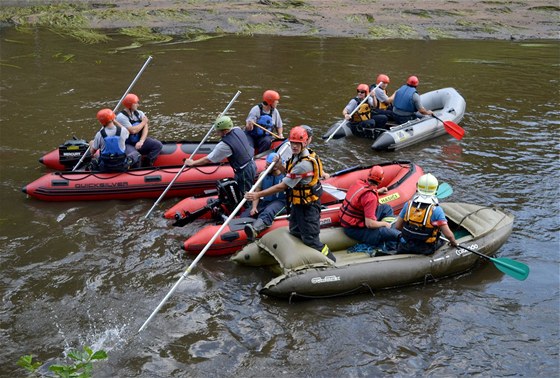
[443,121,465,140]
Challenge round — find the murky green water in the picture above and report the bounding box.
[1,28,559,376]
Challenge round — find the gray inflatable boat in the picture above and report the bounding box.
[231,203,513,300]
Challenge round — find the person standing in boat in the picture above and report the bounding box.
[371,74,396,122]
[244,126,336,262]
[339,165,400,252]
[394,173,458,255]
[243,152,287,241]
[89,108,139,172]
[116,93,163,167]
[185,116,256,197]
[392,76,433,125]
[245,89,284,153]
[342,84,388,139]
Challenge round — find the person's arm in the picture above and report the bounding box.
[365,217,392,229]
[185,156,211,167]
[135,121,149,149]
[439,224,458,247]
[274,110,283,137]
[413,94,433,116]
[394,216,404,230]
[245,182,288,201]
[342,100,356,120]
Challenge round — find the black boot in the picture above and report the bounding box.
[244,219,267,242]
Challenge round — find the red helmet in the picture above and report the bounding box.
[123,93,139,108]
[96,108,115,126]
[356,84,369,94]
[368,165,384,184]
[376,74,390,84]
[407,76,419,87]
[263,90,280,105]
[289,126,309,145]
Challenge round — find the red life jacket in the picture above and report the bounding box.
[339,180,378,228]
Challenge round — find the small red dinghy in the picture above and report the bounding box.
[39,139,285,170]
[174,161,423,256]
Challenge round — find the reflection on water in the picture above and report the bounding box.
[0,29,559,376]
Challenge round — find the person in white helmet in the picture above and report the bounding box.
[394,173,458,255]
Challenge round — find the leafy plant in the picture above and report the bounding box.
[17,346,107,378]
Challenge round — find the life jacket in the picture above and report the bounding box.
[99,126,128,172]
[401,198,440,247]
[221,127,254,171]
[285,151,323,205]
[339,180,378,228]
[351,97,372,123]
[248,104,277,137]
[374,85,390,110]
[393,84,417,113]
[120,109,142,144]
[261,172,286,204]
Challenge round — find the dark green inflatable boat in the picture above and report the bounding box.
[231,203,514,300]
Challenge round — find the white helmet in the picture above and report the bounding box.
[417,173,438,196]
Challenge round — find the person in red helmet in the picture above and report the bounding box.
[89,108,139,172]
[245,89,284,153]
[392,75,434,125]
[338,165,400,253]
[342,84,388,139]
[371,73,397,123]
[115,93,163,167]
[245,126,336,263]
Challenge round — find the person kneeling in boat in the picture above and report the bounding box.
[116,93,163,167]
[89,108,140,172]
[185,116,257,196]
[342,84,388,139]
[392,76,433,125]
[245,89,284,153]
[394,173,458,255]
[339,165,400,253]
[243,152,286,241]
[245,126,336,262]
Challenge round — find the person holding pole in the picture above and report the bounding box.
[185,116,256,196]
[116,93,162,167]
[245,126,336,262]
[342,84,388,138]
[245,89,284,152]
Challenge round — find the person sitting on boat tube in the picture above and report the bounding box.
[185,116,256,197]
[338,165,400,252]
[392,75,434,125]
[89,108,140,172]
[116,93,163,167]
[245,89,284,153]
[342,84,388,139]
[370,74,397,122]
[394,173,458,255]
[242,152,286,241]
[245,126,336,262]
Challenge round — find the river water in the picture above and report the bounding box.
[1,28,558,377]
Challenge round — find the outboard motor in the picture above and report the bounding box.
[58,138,90,168]
[216,178,242,212]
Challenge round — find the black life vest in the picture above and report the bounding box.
[221,127,254,171]
[120,109,142,144]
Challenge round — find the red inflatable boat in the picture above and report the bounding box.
[39,138,285,170]
[173,161,423,256]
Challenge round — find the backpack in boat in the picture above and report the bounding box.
[58,138,90,168]
[216,178,242,212]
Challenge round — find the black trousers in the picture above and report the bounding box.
[289,201,324,252]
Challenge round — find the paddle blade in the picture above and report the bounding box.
[491,257,530,281]
[436,182,453,199]
[443,121,465,140]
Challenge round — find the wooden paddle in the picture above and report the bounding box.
[251,120,282,139]
[71,56,153,171]
[433,114,465,140]
[441,237,529,281]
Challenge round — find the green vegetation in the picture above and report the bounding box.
[368,24,418,39]
[17,346,107,378]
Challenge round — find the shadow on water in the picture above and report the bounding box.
[0,29,559,376]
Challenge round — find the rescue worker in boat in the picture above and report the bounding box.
[245,126,336,262]
[115,93,163,167]
[370,74,396,122]
[89,108,139,172]
[339,165,400,252]
[185,116,257,197]
[245,90,284,153]
[243,152,287,241]
[342,84,388,139]
[392,75,434,125]
[394,173,458,255]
